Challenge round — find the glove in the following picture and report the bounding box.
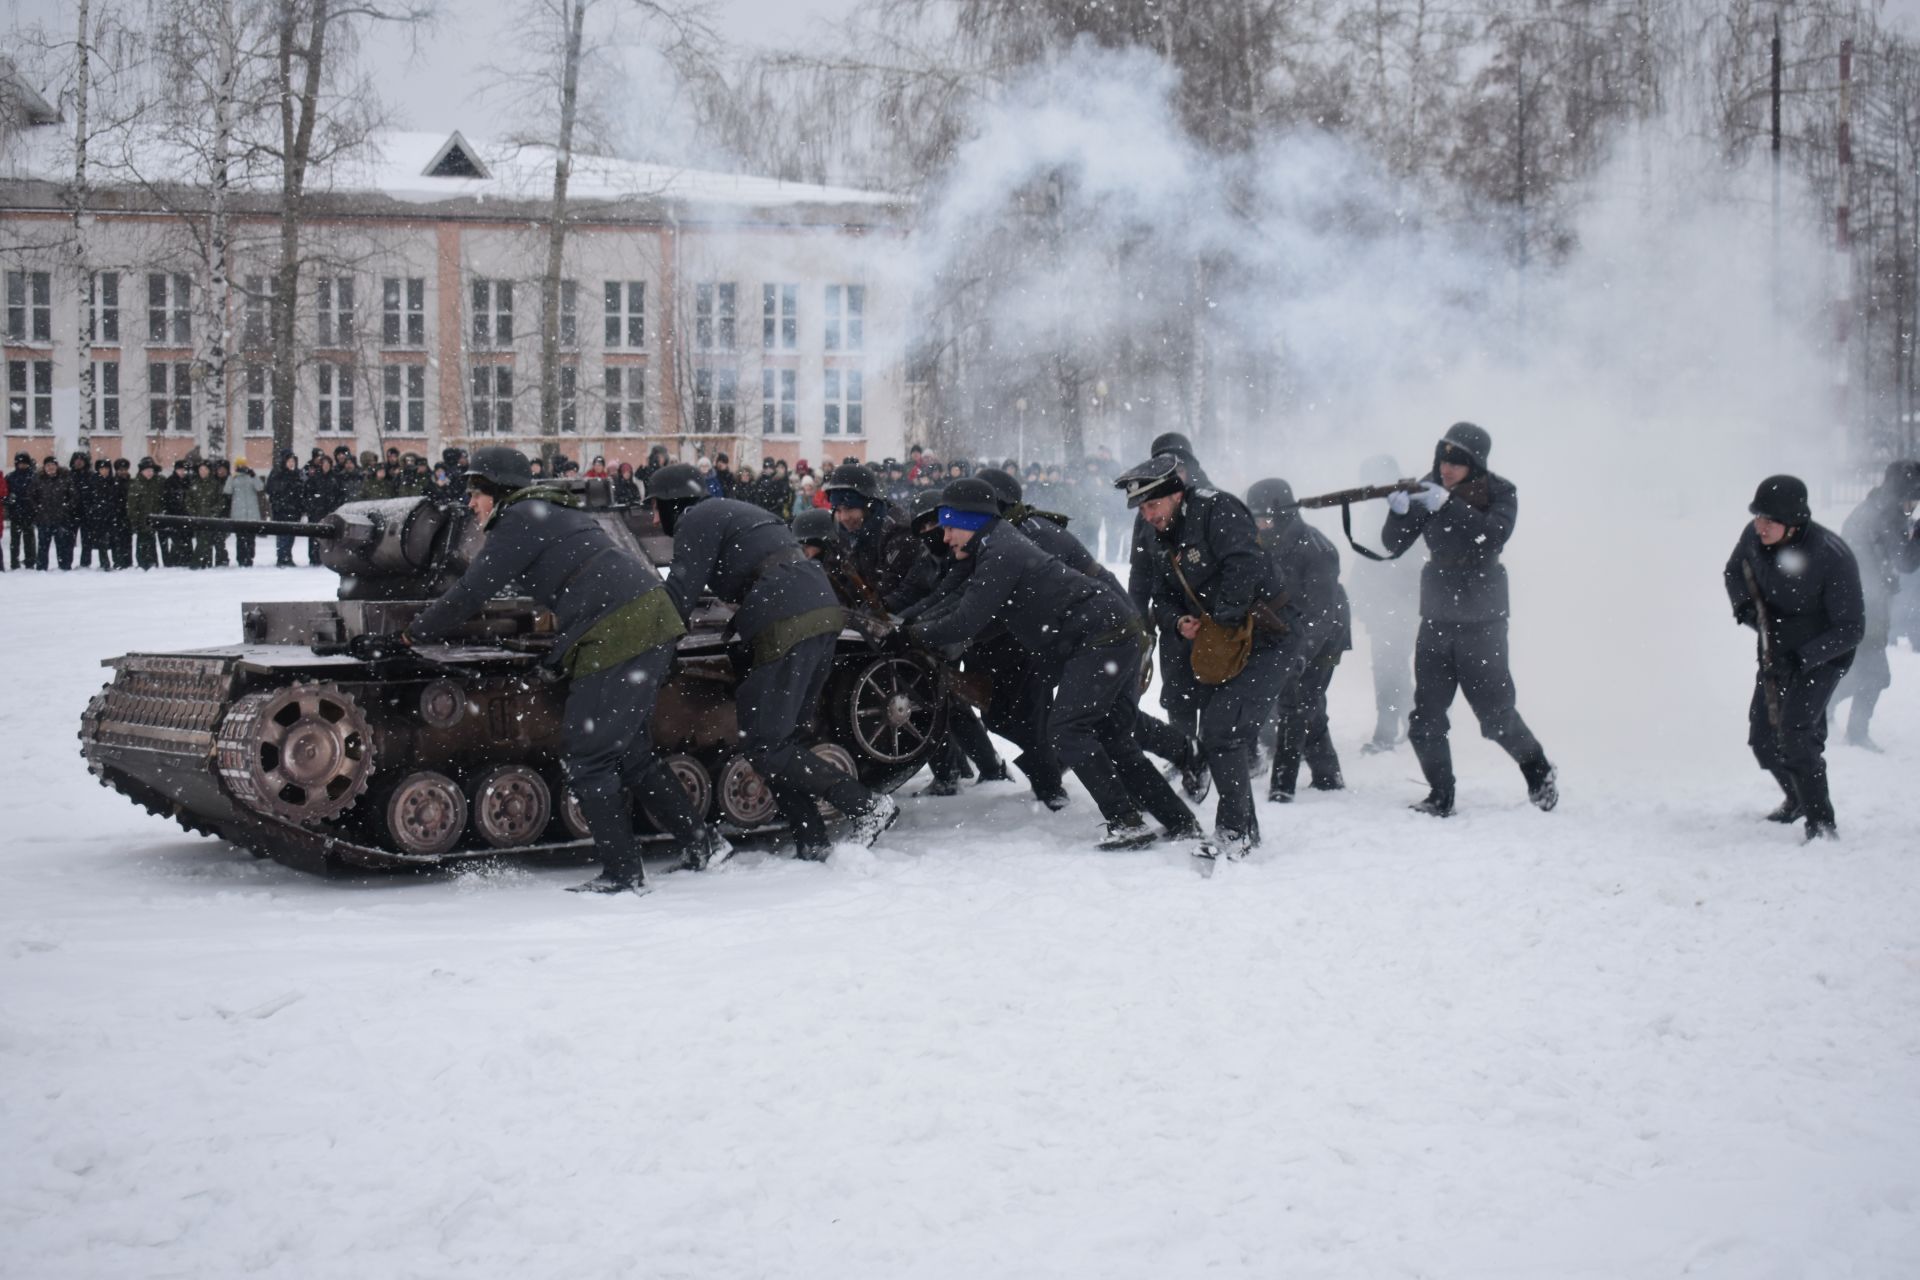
[1387,489,1412,516]
[1732,599,1757,629]
[1415,481,1450,513]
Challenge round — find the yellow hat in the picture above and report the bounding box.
[233,456,250,467]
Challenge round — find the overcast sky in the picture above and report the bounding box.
[9,0,1920,154]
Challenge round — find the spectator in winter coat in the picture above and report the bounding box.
[209,460,234,565]
[186,462,225,568]
[1825,460,1920,748]
[161,461,192,565]
[30,456,79,570]
[6,452,35,569]
[127,458,166,569]
[611,462,640,506]
[225,459,266,567]
[303,457,342,564]
[0,471,7,572]
[79,456,115,569]
[265,452,306,566]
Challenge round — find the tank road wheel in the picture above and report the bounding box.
[716,756,780,828]
[471,765,552,848]
[560,789,593,840]
[217,683,374,824]
[846,655,940,765]
[381,771,468,858]
[640,754,714,831]
[811,742,859,817]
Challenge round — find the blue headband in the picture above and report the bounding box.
[938,507,994,531]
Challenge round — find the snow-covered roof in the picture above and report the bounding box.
[0,125,907,222]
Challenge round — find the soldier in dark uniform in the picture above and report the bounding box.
[127,458,165,570]
[650,463,899,861]
[1119,456,1286,857]
[1382,423,1557,817]
[5,452,35,569]
[823,462,925,602]
[1248,478,1351,802]
[304,456,342,564]
[402,447,725,893]
[1127,433,1212,800]
[1724,475,1866,841]
[977,466,1205,791]
[908,479,1205,851]
[80,457,115,570]
[29,455,78,570]
[1826,460,1920,748]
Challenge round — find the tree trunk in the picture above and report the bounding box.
[72,0,92,453]
[201,0,237,458]
[539,0,587,438]
[273,0,330,459]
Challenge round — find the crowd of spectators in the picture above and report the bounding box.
[3,440,1132,574]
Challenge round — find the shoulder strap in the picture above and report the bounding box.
[1340,499,1413,563]
[1167,549,1210,619]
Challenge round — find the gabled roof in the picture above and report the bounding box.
[0,59,60,126]
[421,131,488,179]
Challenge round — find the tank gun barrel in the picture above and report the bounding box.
[150,514,342,540]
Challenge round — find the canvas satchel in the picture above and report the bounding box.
[1169,551,1254,685]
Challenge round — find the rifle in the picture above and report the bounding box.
[1294,478,1423,563]
[1741,559,1786,742]
[1295,480,1423,510]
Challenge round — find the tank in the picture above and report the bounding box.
[81,483,947,876]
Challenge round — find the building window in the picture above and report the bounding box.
[824,367,863,435]
[825,284,864,352]
[7,358,53,433]
[89,361,120,433]
[556,279,578,348]
[316,276,354,348]
[761,367,796,435]
[472,279,513,347]
[695,282,735,351]
[382,363,426,435]
[471,365,512,434]
[240,275,274,348]
[604,366,643,433]
[88,272,119,344]
[382,276,425,347]
[763,284,797,351]
[604,281,643,348]
[245,362,271,436]
[317,362,355,434]
[693,366,736,434]
[147,361,192,433]
[5,269,52,343]
[147,272,191,344]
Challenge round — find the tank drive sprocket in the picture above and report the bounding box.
[216,683,374,825]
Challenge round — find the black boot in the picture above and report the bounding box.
[1520,756,1559,812]
[568,780,651,894]
[1410,736,1456,817]
[676,826,735,872]
[1178,739,1211,802]
[1796,768,1838,842]
[1411,789,1455,817]
[1765,769,1803,823]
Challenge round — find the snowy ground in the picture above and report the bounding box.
[4,552,1919,1279]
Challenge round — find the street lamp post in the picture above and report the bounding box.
[1015,397,1028,471]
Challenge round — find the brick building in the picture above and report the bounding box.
[2,118,914,473]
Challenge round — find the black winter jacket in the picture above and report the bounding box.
[1381,471,1518,623]
[1723,522,1865,672]
[29,469,78,528]
[411,490,672,669]
[1260,514,1352,660]
[1841,483,1920,599]
[1142,488,1281,644]
[664,497,839,645]
[910,518,1134,661]
[265,465,306,522]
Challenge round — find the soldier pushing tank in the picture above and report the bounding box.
[400,447,726,894]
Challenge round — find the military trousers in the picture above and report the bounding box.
[34,524,74,570]
[736,630,875,850]
[1270,633,1345,795]
[1751,655,1850,828]
[1408,618,1547,793]
[1195,641,1288,844]
[134,530,160,569]
[1049,636,1197,833]
[561,647,701,869]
